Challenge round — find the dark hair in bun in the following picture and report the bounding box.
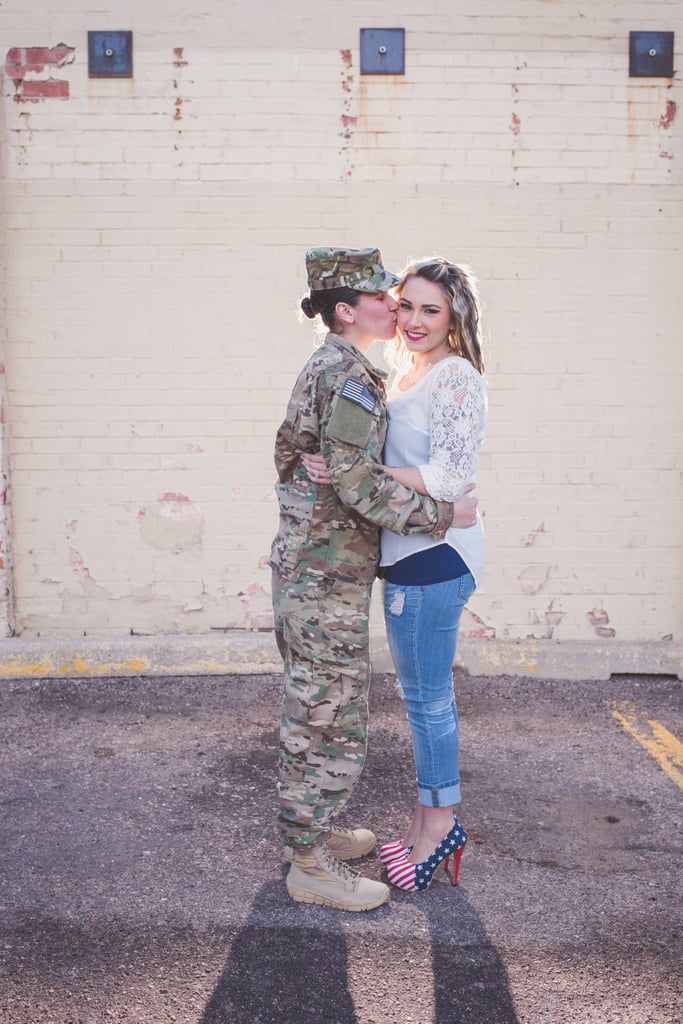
[300,287,363,331]
[300,296,316,319]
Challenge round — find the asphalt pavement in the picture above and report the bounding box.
[0,669,680,1024]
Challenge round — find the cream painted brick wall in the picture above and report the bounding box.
[0,1,681,657]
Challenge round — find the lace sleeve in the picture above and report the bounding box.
[419,359,487,501]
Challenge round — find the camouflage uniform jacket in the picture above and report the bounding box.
[269,333,453,586]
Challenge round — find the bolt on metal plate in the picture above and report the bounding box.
[88,31,133,78]
[629,31,674,78]
[360,28,405,75]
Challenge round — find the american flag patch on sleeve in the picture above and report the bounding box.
[341,378,376,413]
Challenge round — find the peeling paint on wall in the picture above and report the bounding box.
[339,48,355,179]
[238,582,274,630]
[529,599,566,639]
[658,97,676,162]
[69,548,96,585]
[172,47,190,128]
[659,100,676,129]
[138,493,204,555]
[587,607,616,638]
[463,608,496,640]
[173,47,188,68]
[4,44,75,102]
[521,523,545,547]
[518,564,551,595]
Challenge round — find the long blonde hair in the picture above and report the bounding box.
[386,257,485,375]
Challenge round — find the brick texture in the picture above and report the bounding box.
[0,2,681,655]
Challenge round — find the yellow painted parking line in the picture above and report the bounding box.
[611,702,683,790]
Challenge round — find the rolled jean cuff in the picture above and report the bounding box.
[418,780,461,807]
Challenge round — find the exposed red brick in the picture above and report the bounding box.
[5,47,23,71]
[29,44,73,66]
[659,101,677,129]
[18,79,69,100]
[464,609,497,639]
[4,43,74,79]
[587,608,609,627]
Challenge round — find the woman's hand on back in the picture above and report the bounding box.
[301,451,331,485]
[451,485,478,528]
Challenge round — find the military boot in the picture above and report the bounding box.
[283,825,376,863]
[286,843,389,911]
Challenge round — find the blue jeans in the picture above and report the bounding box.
[383,572,476,807]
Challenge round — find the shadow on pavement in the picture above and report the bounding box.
[421,889,520,1024]
[199,883,358,1024]
[200,880,519,1024]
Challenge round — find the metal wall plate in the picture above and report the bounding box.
[88,30,133,78]
[360,28,405,75]
[629,31,674,78]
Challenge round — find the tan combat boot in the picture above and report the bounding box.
[286,843,389,911]
[283,825,376,863]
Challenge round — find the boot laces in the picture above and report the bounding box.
[320,844,359,882]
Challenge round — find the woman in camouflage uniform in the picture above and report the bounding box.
[270,246,478,911]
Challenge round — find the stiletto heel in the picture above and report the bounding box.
[386,818,467,892]
[378,840,412,866]
[444,843,465,886]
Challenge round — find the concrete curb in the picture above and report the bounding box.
[0,631,680,681]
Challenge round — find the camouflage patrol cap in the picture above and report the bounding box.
[305,246,401,293]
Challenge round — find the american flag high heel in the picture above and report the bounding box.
[378,840,412,866]
[386,818,467,892]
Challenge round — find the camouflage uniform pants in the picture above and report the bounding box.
[272,571,372,847]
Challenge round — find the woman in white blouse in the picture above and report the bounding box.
[378,257,487,893]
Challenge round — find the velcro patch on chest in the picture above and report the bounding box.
[341,378,376,413]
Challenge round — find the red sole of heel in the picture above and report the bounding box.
[445,844,465,886]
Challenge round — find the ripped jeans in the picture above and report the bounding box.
[383,572,476,807]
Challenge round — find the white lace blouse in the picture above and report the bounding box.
[379,355,487,586]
